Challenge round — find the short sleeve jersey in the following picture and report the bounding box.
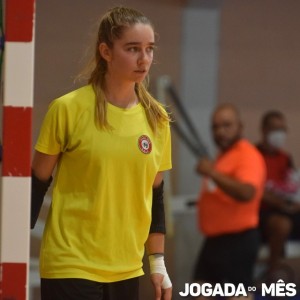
[257,145,294,210]
[198,139,266,237]
[35,85,172,282]
[256,144,293,183]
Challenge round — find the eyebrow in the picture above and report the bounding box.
[124,42,155,46]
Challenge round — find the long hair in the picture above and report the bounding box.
[82,6,170,132]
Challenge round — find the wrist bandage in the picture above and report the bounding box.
[148,254,172,289]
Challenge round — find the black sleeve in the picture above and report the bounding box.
[31,172,52,229]
[149,181,166,234]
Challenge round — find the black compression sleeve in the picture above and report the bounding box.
[31,172,52,229]
[149,180,166,234]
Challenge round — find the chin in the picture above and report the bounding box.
[133,73,147,82]
[216,141,231,151]
[134,78,146,84]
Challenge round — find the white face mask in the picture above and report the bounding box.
[267,130,287,149]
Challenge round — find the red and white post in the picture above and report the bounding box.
[0,0,36,299]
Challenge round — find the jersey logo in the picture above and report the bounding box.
[138,135,152,154]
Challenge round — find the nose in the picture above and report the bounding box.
[213,125,227,139]
[215,126,224,135]
[138,49,152,65]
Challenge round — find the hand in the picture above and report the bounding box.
[281,201,300,214]
[151,273,172,300]
[196,158,215,177]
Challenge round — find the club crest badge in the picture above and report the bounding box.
[138,135,152,154]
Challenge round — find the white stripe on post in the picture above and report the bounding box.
[4,42,35,106]
[1,177,31,262]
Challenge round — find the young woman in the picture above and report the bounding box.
[31,6,172,300]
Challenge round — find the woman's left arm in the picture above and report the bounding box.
[145,172,172,300]
[146,172,164,254]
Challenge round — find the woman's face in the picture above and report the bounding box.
[101,23,155,84]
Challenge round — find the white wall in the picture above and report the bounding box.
[178,0,222,195]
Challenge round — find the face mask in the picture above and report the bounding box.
[267,130,287,149]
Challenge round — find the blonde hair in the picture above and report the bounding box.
[83,6,170,132]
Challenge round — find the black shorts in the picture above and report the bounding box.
[41,277,139,300]
[193,228,260,286]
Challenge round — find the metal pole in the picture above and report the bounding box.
[0,1,35,299]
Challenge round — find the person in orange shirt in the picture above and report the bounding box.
[193,104,266,300]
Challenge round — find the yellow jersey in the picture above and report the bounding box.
[35,85,172,282]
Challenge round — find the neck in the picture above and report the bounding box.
[106,94,139,109]
[260,140,278,153]
[104,76,138,109]
[219,136,241,153]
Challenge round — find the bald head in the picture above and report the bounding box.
[211,103,243,151]
[212,103,241,123]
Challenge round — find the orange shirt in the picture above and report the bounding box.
[197,139,266,237]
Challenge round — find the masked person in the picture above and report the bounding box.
[193,104,266,300]
[257,110,300,279]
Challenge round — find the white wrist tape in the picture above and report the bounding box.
[149,254,172,289]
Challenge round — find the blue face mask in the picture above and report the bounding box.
[267,130,287,149]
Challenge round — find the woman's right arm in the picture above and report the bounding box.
[32,150,60,180]
[31,151,60,228]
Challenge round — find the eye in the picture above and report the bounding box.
[146,46,156,53]
[128,47,139,52]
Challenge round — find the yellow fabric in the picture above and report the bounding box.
[35,85,172,282]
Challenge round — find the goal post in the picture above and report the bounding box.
[0,0,36,299]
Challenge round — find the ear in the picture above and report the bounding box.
[99,42,112,62]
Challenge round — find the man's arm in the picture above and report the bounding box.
[262,189,300,214]
[262,190,286,209]
[196,157,255,202]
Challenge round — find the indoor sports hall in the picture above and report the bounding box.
[1,1,300,299]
